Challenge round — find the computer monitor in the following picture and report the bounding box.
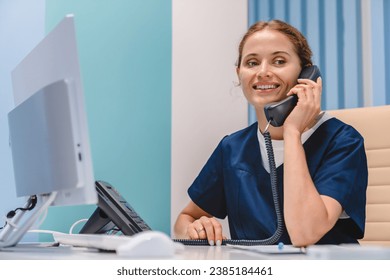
[0,15,97,247]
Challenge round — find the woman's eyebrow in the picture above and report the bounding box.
[272,51,291,56]
[243,53,257,58]
[243,51,291,58]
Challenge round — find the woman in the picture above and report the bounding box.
[174,20,368,247]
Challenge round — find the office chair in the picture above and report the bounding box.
[328,105,390,246]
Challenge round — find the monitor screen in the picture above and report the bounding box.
[0,15,97,247]
[9,14,97,206]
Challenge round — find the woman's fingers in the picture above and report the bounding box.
[187,216,223,246]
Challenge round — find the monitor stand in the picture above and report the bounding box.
[0,192,57,248]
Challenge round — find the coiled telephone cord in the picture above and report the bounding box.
[174,129,284,246]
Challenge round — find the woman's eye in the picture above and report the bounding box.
[274,59,286,65]
[246,61,258,67]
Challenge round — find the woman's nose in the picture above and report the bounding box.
[257,63,271,78]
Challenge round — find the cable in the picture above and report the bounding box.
[0,195,38,230]
[174,127,285,246]
[0,192,57,248]
[69,219,89,234]
[6,195,37,219]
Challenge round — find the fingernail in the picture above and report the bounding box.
[216,240,222,246]
[209,240,214,246]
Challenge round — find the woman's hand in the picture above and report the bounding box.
[174,201,225,246]
[186,216,225,245]
[284,76,322,135]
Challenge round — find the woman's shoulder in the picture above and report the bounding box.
[310,114,365,152]
[321,114,364,140]
[221,122,258,143]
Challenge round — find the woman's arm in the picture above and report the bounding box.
[174,201,224,246]
[283,77,343,246]
[283,129,342,246]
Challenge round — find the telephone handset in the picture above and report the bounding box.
[264,65,321,127]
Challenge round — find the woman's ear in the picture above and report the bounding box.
[235,67,242,86]
[236,67,241,80]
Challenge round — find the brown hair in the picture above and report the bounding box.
[236,19,313,68]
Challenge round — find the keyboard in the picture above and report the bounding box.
[52,231,180,257]
[53,232,132,251]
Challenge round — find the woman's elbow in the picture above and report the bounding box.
[288,228,324,247]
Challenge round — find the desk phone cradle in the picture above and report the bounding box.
[80,181,152,236]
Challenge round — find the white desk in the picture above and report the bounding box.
[0,244,296,260]
[2,244,389,280]
[0,243,389,260]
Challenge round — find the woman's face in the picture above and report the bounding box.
[237,29,302,109]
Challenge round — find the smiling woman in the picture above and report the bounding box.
[174,19,368,248]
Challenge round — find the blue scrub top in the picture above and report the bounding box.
[188,117,368,245]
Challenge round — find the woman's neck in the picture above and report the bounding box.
[256,110,284,140]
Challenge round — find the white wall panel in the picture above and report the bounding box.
[369,0,386,106]
[171,0,248,236]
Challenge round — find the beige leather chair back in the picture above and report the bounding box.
[328,105,390,246]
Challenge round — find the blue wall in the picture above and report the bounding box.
[41,0,172,236]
